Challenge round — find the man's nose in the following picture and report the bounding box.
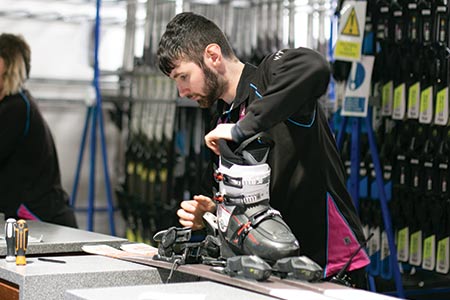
[177,84,189,98]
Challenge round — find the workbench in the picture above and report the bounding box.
[0,255,163,300]
[63,278,400,300]
[0,221,201,300]
[0,221,127,256]
[0,221,401,300]
[64,282,285,300]
[0,221,159,300]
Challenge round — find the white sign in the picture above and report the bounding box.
[341,55,375,117]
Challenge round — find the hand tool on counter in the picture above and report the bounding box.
[37,257,66,264]
[5,218,16,262]
[15,219,28,266]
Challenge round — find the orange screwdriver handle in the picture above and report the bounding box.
[15,219,28,265]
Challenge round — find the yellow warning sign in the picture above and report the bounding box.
[334,1,366,62]
[341,8,360,36]
[334,40,361,60]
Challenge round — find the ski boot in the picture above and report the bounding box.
[214,134,300,264]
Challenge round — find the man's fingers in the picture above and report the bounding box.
[177,197,214,230]
[177,210,204,230]
[180,200,198,213]
[205,138,219,155]
[204,129,222,155]
[177,208,194,221]
[193,195,216,212]
[193,195,210,203]
[179,219,193,228]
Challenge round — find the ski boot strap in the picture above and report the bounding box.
[214,169,270,188]
[213,190,270,206]
[231,208,282,246]
[218,132,273,167]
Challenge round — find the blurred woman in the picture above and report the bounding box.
[0,33,77,228]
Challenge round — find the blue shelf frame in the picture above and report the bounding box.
[336,108,405,299]
[70,0,116,236]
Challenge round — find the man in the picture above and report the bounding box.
[0,33,77,228]
[157,12,370,288]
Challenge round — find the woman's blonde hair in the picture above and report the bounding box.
[0,33,31,96]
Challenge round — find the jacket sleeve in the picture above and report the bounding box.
[232,47,330,142]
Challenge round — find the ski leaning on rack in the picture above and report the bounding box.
[81,243,343,300]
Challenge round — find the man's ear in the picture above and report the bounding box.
[204,43,222,66]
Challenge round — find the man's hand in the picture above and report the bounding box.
[204,123,234,155]
[177,195,216,230]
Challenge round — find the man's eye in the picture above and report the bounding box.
[180,75,187,81]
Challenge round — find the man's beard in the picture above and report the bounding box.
[196,65,226,108]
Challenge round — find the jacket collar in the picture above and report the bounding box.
[215,62,257,115]
[234,62,257,107]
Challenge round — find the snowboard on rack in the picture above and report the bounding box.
[81,243,340,300]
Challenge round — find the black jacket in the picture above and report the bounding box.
[0,90,77,227]
[215,47,369,277]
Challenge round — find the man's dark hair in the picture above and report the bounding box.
[157,12,236,76]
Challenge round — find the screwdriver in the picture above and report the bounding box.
[15,220,28,266]
[4,218,16,262]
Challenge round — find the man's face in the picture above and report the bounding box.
[0,57,5,99]
[169,59,226,108]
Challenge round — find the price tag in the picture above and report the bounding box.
[422,235,436,270]
[397,227,409,262]
[436,237,449,274]
[381,81,393,116]
[409,230,423,266]
[434,87,448,125]
[407,82,421,119]
[419,86,433,124]
[393,83,406,120]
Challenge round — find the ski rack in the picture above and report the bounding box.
[70,0,116,236]
[336,107,405,299]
